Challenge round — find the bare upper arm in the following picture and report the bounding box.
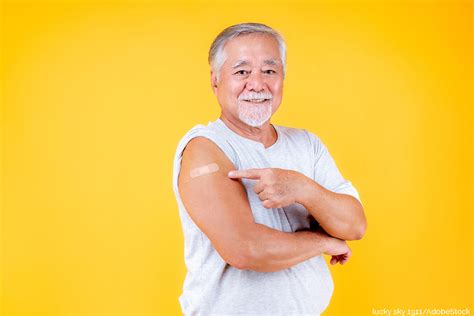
[178,136,256,267]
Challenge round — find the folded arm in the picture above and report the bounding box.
[178,137,350,272]
[227,167,367,241]
[297,177,367,241]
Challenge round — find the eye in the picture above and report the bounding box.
[234,70,249,75]
[264,69,276,74]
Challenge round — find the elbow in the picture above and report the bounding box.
[350,209,367,240]
[225,251,255,271]
[339,223,366,241]
[226,248,261,271]
[341,203,367,241]
[351,220,367,240]
[217,238,253,270]
[328,198,367,241]
[224,240,271,272]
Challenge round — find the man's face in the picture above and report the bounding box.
[211,33,284,127]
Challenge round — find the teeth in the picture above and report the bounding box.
[245,99,267,102]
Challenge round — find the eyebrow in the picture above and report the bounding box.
[231,59,280,69]
[263,59,279,66]
[231,60,249,68]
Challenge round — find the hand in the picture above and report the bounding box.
[323,234,352,265]
[299,225,352,265]
[228,168,308,209]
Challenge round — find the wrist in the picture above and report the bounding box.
[312,229,332,254]
[294,173,317,205]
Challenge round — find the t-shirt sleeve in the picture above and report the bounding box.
[304,130,363,206]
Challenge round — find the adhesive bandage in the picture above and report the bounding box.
[190,163,219,178]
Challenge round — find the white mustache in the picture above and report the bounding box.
[238,92,273,101]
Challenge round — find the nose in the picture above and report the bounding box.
[245,71,266,92]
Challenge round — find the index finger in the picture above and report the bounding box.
[228,168,264,180]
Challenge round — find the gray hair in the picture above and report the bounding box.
[208,23,287,82]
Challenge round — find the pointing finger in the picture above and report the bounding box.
[228,169,264,180]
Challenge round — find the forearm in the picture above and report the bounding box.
[241,223,330,273]
[298,177,367,241]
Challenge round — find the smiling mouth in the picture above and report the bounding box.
[242,99,271,103]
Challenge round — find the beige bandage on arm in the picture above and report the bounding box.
[190,163,219,178]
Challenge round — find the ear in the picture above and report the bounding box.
[210,71,219,95]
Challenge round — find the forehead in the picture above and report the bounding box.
[222,33,281,65]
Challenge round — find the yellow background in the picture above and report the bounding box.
[1,0,472,315]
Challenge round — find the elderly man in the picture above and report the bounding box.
[172,23,367,315]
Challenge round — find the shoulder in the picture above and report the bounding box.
[275,123,323,147]
[176,122,226,156]
[182,136,229,163]
[178,136,236,186]
[177,121,239,167]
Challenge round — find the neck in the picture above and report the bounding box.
[219,114,277,148]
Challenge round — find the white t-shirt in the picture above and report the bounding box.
[172,118,362,315]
